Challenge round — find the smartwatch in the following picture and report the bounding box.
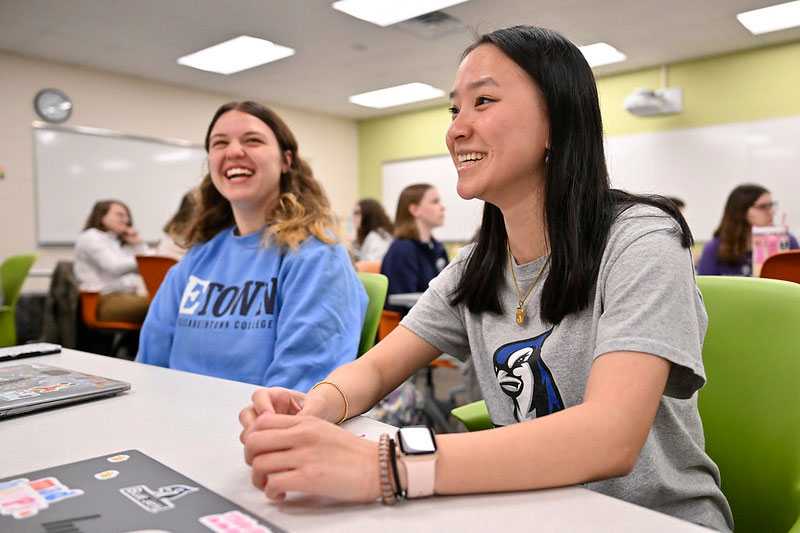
[396,425,438,498]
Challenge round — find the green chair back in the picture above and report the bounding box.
[451,400,492,432]
[0,253,40,347]
[357,272,388,357]
[696,276,800,533]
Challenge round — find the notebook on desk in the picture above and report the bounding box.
[0,450,286,532]
[0,363,130,418]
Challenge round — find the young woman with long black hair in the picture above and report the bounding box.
[238,26,732,531]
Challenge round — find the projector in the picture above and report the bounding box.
[623,87,683,117]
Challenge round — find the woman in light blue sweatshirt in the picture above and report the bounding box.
[136,101,367,392]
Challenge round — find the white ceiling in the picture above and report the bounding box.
[2,0,799,120]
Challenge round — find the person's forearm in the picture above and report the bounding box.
[317,358,387,422]
[430,404,638,496]
[308,326,441,423]
[426,351,668,495]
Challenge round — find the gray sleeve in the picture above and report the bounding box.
[595,214,707,399]
[400,251,471,360]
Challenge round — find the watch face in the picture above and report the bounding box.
[398,426,437,455]
[34,89,72,123]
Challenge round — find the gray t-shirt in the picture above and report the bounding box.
[402,205,733,532]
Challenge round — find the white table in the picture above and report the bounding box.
[387,292,422,309]
[0,349,712,532]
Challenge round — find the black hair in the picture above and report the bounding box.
[450,26,691,325]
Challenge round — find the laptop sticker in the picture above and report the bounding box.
[108,454,130,463]
[0,382,76,401]
[0,477,84,519]
[94,470,119,480]
[120,484,198,513]
[200,510,277,533]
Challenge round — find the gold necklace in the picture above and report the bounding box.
[507,240,550,326]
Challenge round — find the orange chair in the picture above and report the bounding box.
[377,309,402,340]
[355,260,381,274]
[79,292,143,332]
[760,250,800,284]
[137,255,178,302]
[79,291,142,358]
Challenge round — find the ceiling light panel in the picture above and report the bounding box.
[177,35,295,75]
[349,82,445,108]
[737,0,800,34]
[578,42,627,67]
[332,0,470,27]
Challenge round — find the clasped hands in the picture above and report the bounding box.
[239,387,381,502]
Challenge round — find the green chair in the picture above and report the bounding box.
[451,399,492,431]
[0,253,40,347]
[696,276,800,533]
[357,272,388,357]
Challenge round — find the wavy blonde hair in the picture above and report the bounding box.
[185,101,338,249]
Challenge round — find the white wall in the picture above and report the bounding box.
[0,51,359,291]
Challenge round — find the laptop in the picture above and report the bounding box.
[0,449,286,532]
[0,363,130,418]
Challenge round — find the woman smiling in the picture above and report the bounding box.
[136,101,367,392]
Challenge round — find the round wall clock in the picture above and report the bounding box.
[34,88,73,123]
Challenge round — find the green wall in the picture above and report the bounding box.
[358,39,800,199]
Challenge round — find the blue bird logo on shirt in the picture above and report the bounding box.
[492,329,564,422]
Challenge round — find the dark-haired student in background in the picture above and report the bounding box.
[352,198,394,263]
[73,199,150,323]
[697,184,798,276]
[380,183,448,313]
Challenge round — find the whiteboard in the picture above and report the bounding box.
[34,123,206,244]
[606,114,800,242]
[382,155,483,242]
[380,114,800,243]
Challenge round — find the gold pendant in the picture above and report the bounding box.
[516,306,525,325]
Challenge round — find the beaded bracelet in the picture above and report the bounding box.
[309,380,349,425]
[388,437,405,499]
[378,434,397,505]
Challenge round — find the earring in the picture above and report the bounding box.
[544,149,550,165]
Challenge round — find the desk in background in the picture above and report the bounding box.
[0,349,712,532]
[387,292,423,309]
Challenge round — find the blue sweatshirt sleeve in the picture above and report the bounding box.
[135,256,186,367]
[265,241,367,392]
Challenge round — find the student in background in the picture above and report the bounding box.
[352,198,393,262]
[154,190,198,260]
[136,101,367,391]
[380,184,448,312]
[238,26,732,531]
[73,200,150,323]
[697,184,798,276]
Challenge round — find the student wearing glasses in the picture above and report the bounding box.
[239,26,732,531]
[697,184,798,276]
